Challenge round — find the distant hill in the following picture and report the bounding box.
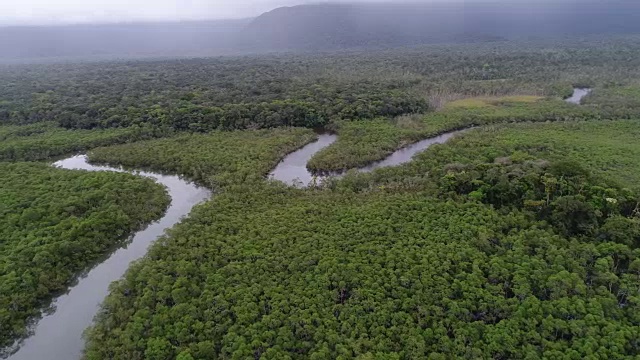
[241,1,640,50]
[1,1,640,60]
[240,3,497,50]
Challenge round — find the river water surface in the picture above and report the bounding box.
[6,156,211,360]
[5,87,591,358]
[357,131,466,173]
[269,130,466,187]
[565,88,592,104]
[268,134,337,186]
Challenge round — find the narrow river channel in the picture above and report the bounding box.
[270,87,592,187]
[6,156,211,360]
[269,130,467,187]
[5,87,591,359]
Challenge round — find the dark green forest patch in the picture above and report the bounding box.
[2,36,640,133]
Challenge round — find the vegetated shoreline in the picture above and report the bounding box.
[3,157,210,360]
[0,87,597,357]
[304,88,594,176]
[3,35,640,359]
[86,128,318,191]
[0,162,172,357]
[18,88,594,195]
[307,127,469,177]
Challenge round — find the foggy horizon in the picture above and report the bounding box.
[0,0,407,27]
[1,0,637,62]
[1,0,560,27]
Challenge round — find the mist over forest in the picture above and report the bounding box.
[1,0,640,60]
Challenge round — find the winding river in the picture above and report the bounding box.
[271,87,592,187]
[7,156,211,360]
[269,131,466,187]
[5,87,591,358]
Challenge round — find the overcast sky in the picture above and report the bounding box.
[0,0,395,26]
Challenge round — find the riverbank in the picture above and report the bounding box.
[4,157,210,360]
[306,89,595,173]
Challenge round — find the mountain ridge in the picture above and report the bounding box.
[240,1,640,50]
[2,1,640,60]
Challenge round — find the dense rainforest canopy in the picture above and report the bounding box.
[84,120,640,359]
[1,35,640,359]
[2,36,640,134]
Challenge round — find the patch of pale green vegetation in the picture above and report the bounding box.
[444,95,544,109]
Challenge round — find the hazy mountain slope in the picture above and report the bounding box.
[242,1,640,50]
[241,3,473,50]
[1,1,640,60]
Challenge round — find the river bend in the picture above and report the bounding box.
[6,156,211,360]
[270,87,592,187]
